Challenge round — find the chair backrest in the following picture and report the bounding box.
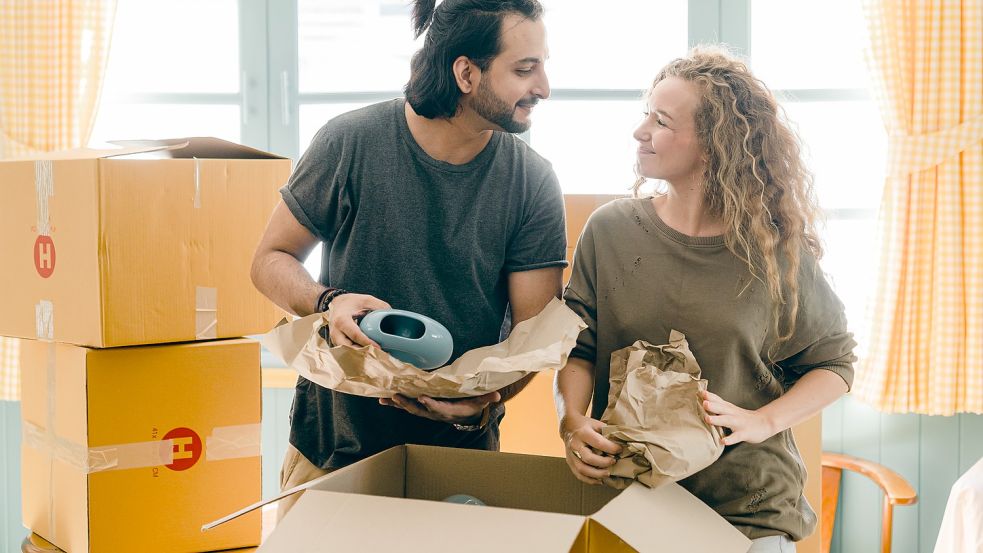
[821,452,918,553]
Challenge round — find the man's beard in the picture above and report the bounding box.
[471,81,536,134]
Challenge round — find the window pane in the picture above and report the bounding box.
[304,244,322,282]
[298,1,420,93]
[781,101,886,210]
[819,217,880,353]
[102,0,239,95]
[299,103,374,154]
[530,100,642,194]
[89,104,240,146]
[298,1,687,93]
[542,0,687,89]
[751,0,870,90]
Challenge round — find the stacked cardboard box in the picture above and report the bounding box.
[1,138,291,552]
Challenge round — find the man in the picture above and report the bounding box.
[250,0,565,518]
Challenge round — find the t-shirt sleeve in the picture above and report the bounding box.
[563,217,598,363]
[775,255,858,391]
[279,124,350,243]
[504,169,568,272]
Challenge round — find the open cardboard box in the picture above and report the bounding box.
[210,445,751,552]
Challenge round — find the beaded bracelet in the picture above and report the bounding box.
[316,287,351,313]
[314,288,335,313]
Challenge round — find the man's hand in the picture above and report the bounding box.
[324,293,391,348]
[379,392,501,425]
[560,413,622,485]
[702,390,777,446]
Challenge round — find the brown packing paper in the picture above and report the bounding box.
[599,330,724,489]
[260,297,587,399]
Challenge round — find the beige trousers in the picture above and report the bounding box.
[277,444,333,523]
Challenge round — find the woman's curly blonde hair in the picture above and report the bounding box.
[634,45,824,344]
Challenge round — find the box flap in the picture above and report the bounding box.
[590,483,751,553]
[260,490,587,553]
[108,137,286,159]
[403,445,603,516]
[0,144,174,162]
[202,445,407,532]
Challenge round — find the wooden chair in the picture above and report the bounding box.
[821,452,918,553]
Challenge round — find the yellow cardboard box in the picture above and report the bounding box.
[0,138,290,348]
[19,337,262,553]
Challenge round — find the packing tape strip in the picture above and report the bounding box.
[193,157,202,208]
[35,160,54,236]
[195,286,218,339]
[206,423,262,461]
[44,341,57,540]
[23,420,261,472]
[23,420,125,473]
[89,440,176,472]
[35,300,53,340]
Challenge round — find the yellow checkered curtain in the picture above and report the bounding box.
[0,1,115,400]
[0,0,116,158]
[0,338,18,402]
[856,0,983,415]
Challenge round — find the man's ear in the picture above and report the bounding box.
[452,55,478,94]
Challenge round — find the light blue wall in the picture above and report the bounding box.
[823,395,983,553]
[1,400,22,553]
[2,394,981,552]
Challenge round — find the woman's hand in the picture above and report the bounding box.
[702,390,777,446]
[559,414,622,485]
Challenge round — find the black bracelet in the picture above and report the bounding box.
[314,288,335,313]
[316,288,351,313]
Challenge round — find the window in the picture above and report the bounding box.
[290,0,687,194]
[751,0,885,348]
[90,0,885,348]
[89,0,241,147]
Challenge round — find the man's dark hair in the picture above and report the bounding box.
[404,0,544,119]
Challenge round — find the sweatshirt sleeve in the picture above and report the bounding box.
[776,254,858,391]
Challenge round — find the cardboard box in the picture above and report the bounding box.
[562,194,623,283]
[19,337,263,553]
[215,445,751,553]
[0,137,290,348]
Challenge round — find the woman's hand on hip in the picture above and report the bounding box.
[703,390,777,446]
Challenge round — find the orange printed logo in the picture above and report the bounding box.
[163,427,202,471]
[34,236,56,278]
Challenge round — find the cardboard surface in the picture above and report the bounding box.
[217,445,750,553]
[0,137,290,347]
[19,337,263,553]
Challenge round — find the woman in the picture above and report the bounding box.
[555,46,856,552]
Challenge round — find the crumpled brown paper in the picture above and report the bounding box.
[599,330,724,489]
[261,297,587,399]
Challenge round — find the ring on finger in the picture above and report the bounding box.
[572,448,583,461]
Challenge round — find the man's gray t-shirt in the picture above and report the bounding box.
[280,98,567,469]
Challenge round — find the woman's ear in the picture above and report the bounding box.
[452,56,476,94]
